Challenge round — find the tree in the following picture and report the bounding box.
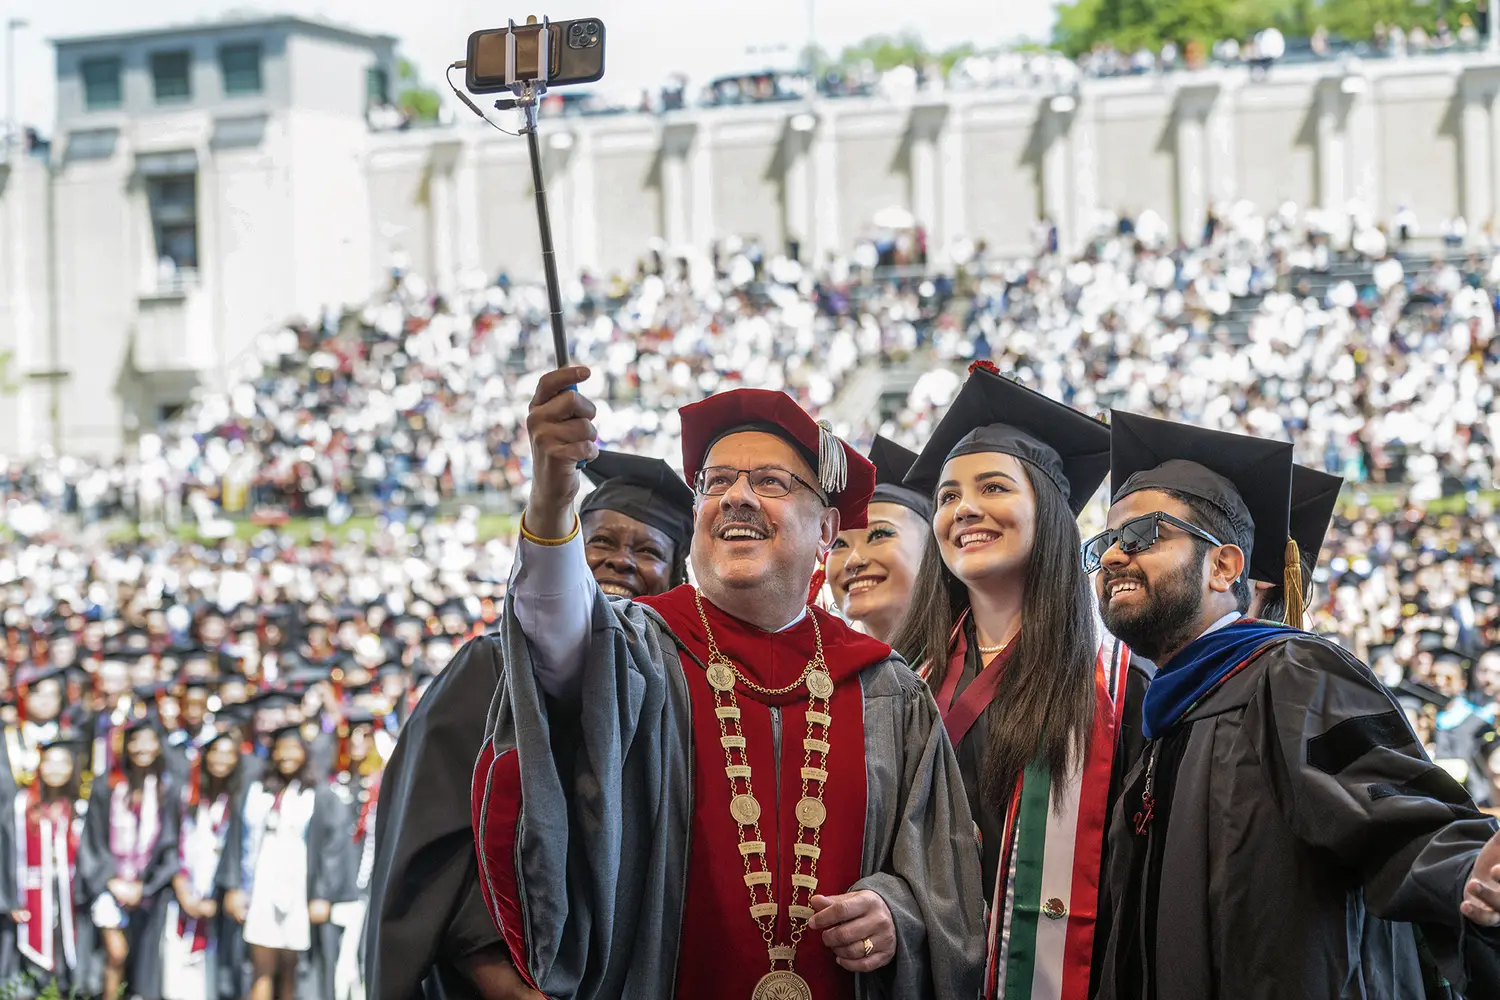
[1052,0,1303,57]
[835,32,976,74]
[395,58,442,124]
[1316,0,1463,38]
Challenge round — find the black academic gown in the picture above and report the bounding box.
[1097,633,1500,1000]
[219,780,356,1000]
[365,636,504,1000]
[77,773,182,1000]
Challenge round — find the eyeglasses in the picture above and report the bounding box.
[695,466,827,503]
[1081,512,1224,574]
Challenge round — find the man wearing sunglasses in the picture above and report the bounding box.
[466,368,984,1000]
[1089,411,1500,1000]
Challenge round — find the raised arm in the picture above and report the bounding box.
[511,366,601,702]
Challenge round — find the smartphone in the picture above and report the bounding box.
[465,18,606,94]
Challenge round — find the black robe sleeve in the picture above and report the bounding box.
[77,780,117,905]
[364,636,504,1000]
[1245,636,1500,994]
[141,778,181,899]
[0,777,16,913]
[310,784,356,905]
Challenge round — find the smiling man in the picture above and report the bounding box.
[470,370,983,1000]
[1089,411,1500,1000]
[826,436,931,643]
[364,449,692,1000]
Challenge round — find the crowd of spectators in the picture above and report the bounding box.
[3,201,1499,756]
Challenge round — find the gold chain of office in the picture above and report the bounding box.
[693,589,834,1000]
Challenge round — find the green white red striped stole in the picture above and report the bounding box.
[984,637,1130,1000]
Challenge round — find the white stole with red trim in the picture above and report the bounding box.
[13,793,79,974]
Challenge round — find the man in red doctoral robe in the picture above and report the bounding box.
[466,367,985,1000]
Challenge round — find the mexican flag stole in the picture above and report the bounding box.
[14,791,80,973]
[926,624,1131,1000]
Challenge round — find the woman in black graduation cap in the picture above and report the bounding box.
[0,729,90,993]
[78,715,181,1000]
[364,450,694,1000]
[893,362,1151,1000]
[826,437,933,643]
[162,721,250,1000]
[223,720,353,1000]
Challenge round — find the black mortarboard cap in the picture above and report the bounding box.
[268,722,308,744]
[1395,678,1449,712]
[1108,410,1295,586]
[905,364,1111,516]
[1254,464,1344,585]
[581,450,696,550]
[866,436,933,522]
[38,728,91,754]
[16,665,68,689]
[243,689,301,712]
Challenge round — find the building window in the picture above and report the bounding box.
[151,51,192,103]
[220,43,262,96]
[81,57,123,110]
[147,174,199,273]
[367,65,390,105]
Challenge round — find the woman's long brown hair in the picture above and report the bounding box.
[890,456,1098,812]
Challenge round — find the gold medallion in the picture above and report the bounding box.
[750,970,812,1000]
[706,661,736,692]
[730,793,762,825]
[794,797,826,829]
[805,669,834,700]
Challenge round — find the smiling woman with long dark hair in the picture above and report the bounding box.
[223,723,354,1000]
[893,364,1151,1000]
[78,717,181,1000]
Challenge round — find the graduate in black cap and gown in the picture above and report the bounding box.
[78,716,181,1000]
[893,363,1150,1000]
[163,722,251,1000]
[825,437,932,644]
[222,721,354,1000]
[365,449,695,1000]
[0,729,91,992]
[1090,411,1500,1000]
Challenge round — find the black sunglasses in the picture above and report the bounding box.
[1081,512,1224,574]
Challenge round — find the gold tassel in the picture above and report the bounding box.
[1284,537,1305,629]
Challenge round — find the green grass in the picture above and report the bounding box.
[1346,488,1499,516]
[106,513,520,546]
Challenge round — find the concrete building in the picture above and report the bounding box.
[5,13,1500,457]
[0,13,396,456]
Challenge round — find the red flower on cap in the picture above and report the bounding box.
[969,359,1000,377]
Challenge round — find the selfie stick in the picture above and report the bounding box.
[500,17,568,370]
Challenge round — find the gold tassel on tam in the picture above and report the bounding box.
[1284,537,1306,629]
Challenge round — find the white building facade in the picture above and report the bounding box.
[4,15,1500,457]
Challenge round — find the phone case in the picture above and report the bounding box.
[550,18,606,87]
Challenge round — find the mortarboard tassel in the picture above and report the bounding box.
[1284,537,1306,630]
[816,420,847,497]
[807,559,827,608]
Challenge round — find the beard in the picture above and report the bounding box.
[1100,556,1207,663]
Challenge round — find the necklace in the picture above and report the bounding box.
[977,641,1008,656]
[693,590,832,1000]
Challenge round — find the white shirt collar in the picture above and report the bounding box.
[775,607,809,633]
[1196,611,1242,643]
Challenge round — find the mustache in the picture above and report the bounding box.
[1100,568,1148,588]
[713,509,772,535]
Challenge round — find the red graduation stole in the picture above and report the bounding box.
[15,789,80,973]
